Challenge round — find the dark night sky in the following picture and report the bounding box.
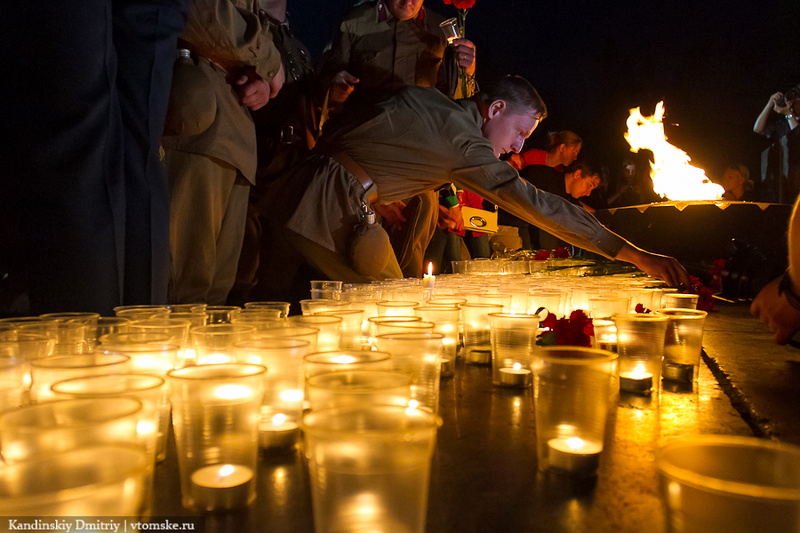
[290,0,800,186]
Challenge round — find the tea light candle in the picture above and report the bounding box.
[662,362,695,383]
[619,366,653,394]
[190,463,254,510]
[547,437,602,474]
[422,263,435,290]
[259,413,300,451]
[499,363,532,388]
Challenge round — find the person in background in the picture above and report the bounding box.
[317,0,478,278]
[499,131,583,249]
[720,163,756,201]
[521,161,601,250]
[607,157,660,207]
[228,0,318,306]
[507,130,582,172]
[753,85,800,203]
[751,196,800,344]
[256,75,689,308]
[0,0,188,315]
[162,0,284,305]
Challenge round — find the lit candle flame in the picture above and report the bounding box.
[566,437,585,451]
[427,262,434,277]
[512,362,522,371]
[271,413,287,426]
[218,464,235,479]
[331,355,358,364]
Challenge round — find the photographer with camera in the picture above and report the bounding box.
[753,84,800,202]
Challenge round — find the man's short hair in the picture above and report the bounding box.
[474,75,547,120]
[565,161,600,181]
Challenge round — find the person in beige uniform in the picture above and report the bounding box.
[317,0,477,278]
[162,0,284,304]
[258,76,689,306]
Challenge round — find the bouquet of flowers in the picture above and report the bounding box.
[538,309,594,347]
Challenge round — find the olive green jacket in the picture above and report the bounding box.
[162,0,283,184]
[318,1,455,100]
[271,87,627,261]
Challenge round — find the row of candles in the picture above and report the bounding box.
[0,263,707,527]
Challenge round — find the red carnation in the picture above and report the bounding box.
[554,247,571,259]
[533,249,551,261]
[443,0,476,8]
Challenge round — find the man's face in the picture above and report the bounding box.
[566,170,599,198]
[481,101,541,157]
[386,0,425,20]
[559,143,581,167]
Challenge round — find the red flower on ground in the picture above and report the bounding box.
[553,247,571,259]
[538,309,593,347]
[442,0,476,8]
[533,249,551,260]
[635,303,651,314]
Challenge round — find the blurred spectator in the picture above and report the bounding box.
[229,0,318,306]
[521,161,601,251]
[507,131,582,171]
[720,163,756,201]
[753,85,800,203]
[0,0,188,315]
[162,0,284,304]
[607,157,660,207]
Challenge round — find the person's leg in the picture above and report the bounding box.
[208,179,250,305]
[165,150,237,304]
[390,191,439,278]
[113,0,188,305]
[0,1,123,315]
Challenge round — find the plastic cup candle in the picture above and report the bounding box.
[533,347,617,477]
[547,436,603,474]
[462,303,504,365]
[656,308,707,383]
[190,463,255,511]
[489,312,539,387]
[167,363,264,511]
[614,313,668,395]
[302,406,441,533]
[592,319,618,352]
[656,436,800,533]
[234,338,309,452]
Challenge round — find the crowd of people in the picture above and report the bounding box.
[2,0,798,343]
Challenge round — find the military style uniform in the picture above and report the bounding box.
[260,87,626,302]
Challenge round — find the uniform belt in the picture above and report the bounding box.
[315,139,374,191]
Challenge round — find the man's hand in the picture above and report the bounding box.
[451,38,476,75]
[373,200,407,231]
[437,204,463,232]
[616,244,691,287]
[751,276,800,344]
[235,63,284,110]
[330,70,360,104]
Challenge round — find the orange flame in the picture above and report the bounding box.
[625,102,724,201]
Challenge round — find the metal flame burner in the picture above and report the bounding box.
[595,201,792,299]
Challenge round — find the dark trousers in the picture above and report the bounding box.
[0,0,187,315]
